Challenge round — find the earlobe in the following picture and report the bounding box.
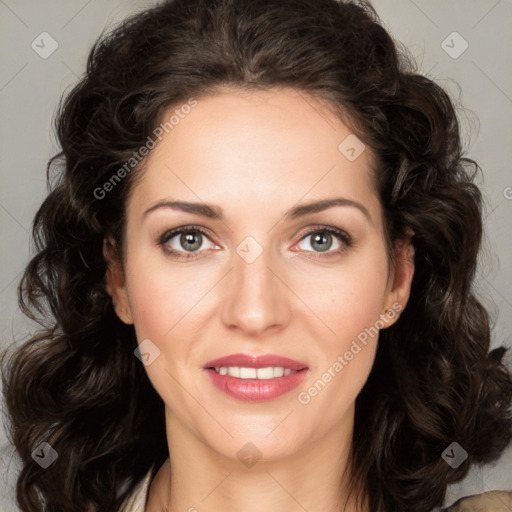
[103,235,134,325]
[382,229,415,328]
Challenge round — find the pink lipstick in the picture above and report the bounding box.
[203,353,309,402]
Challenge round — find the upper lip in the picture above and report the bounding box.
[203,353,308,371]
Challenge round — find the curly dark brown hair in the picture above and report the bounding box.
[2,0,511,511]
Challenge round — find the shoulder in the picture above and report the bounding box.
[443,490,512,511]
[120,472,152,512]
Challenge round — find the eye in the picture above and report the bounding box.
[294,225,352,258]
[158,226,217,260]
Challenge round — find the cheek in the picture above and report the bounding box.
[123,253,201,410]
[296,241,389,340]
[124,249,207,339]
[294,243,388,402]
[123,250,212,393]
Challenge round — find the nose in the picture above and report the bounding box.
[220,241,291,337]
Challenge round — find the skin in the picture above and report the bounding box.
[105,86,415,512]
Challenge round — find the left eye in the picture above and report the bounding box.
[294,227,351,256]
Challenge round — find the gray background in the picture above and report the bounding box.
[1,0,511,510]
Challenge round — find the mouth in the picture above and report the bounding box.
[203,353,309,402]
[207,365,305,378]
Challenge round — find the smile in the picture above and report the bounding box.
[210,366,299,378]
[203,353,309,402]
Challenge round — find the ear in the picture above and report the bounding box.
[103,235,134,325]
[380,228,415,328]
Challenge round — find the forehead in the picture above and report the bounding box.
[127,87,381,227]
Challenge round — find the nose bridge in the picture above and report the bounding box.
[220,234,288,334]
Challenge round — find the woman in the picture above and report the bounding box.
[2,0,511,511]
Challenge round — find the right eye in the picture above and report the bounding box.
[158,226,218,260]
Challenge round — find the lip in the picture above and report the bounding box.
[203,353,308,371]
[203,353,309,403]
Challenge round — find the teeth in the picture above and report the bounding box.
[257,367,275,379]
[273,366,284,377]
[239,367,257,379]
[212,366,298,379]
[228,366,240,378]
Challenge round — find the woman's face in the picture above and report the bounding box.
[106,86,414,463]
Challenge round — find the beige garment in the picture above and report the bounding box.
[445,490,512,511]
[120,472,151,512]
[120,475,511,512]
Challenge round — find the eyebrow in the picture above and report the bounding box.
[143,197,372,224]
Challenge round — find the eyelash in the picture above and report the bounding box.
[157,224,353,261]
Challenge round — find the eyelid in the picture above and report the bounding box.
[158,225,217,248]
[295,224,350,241]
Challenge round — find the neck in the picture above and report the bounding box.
[145,408,368,512]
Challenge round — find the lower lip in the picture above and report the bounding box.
[205,368,309,402]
